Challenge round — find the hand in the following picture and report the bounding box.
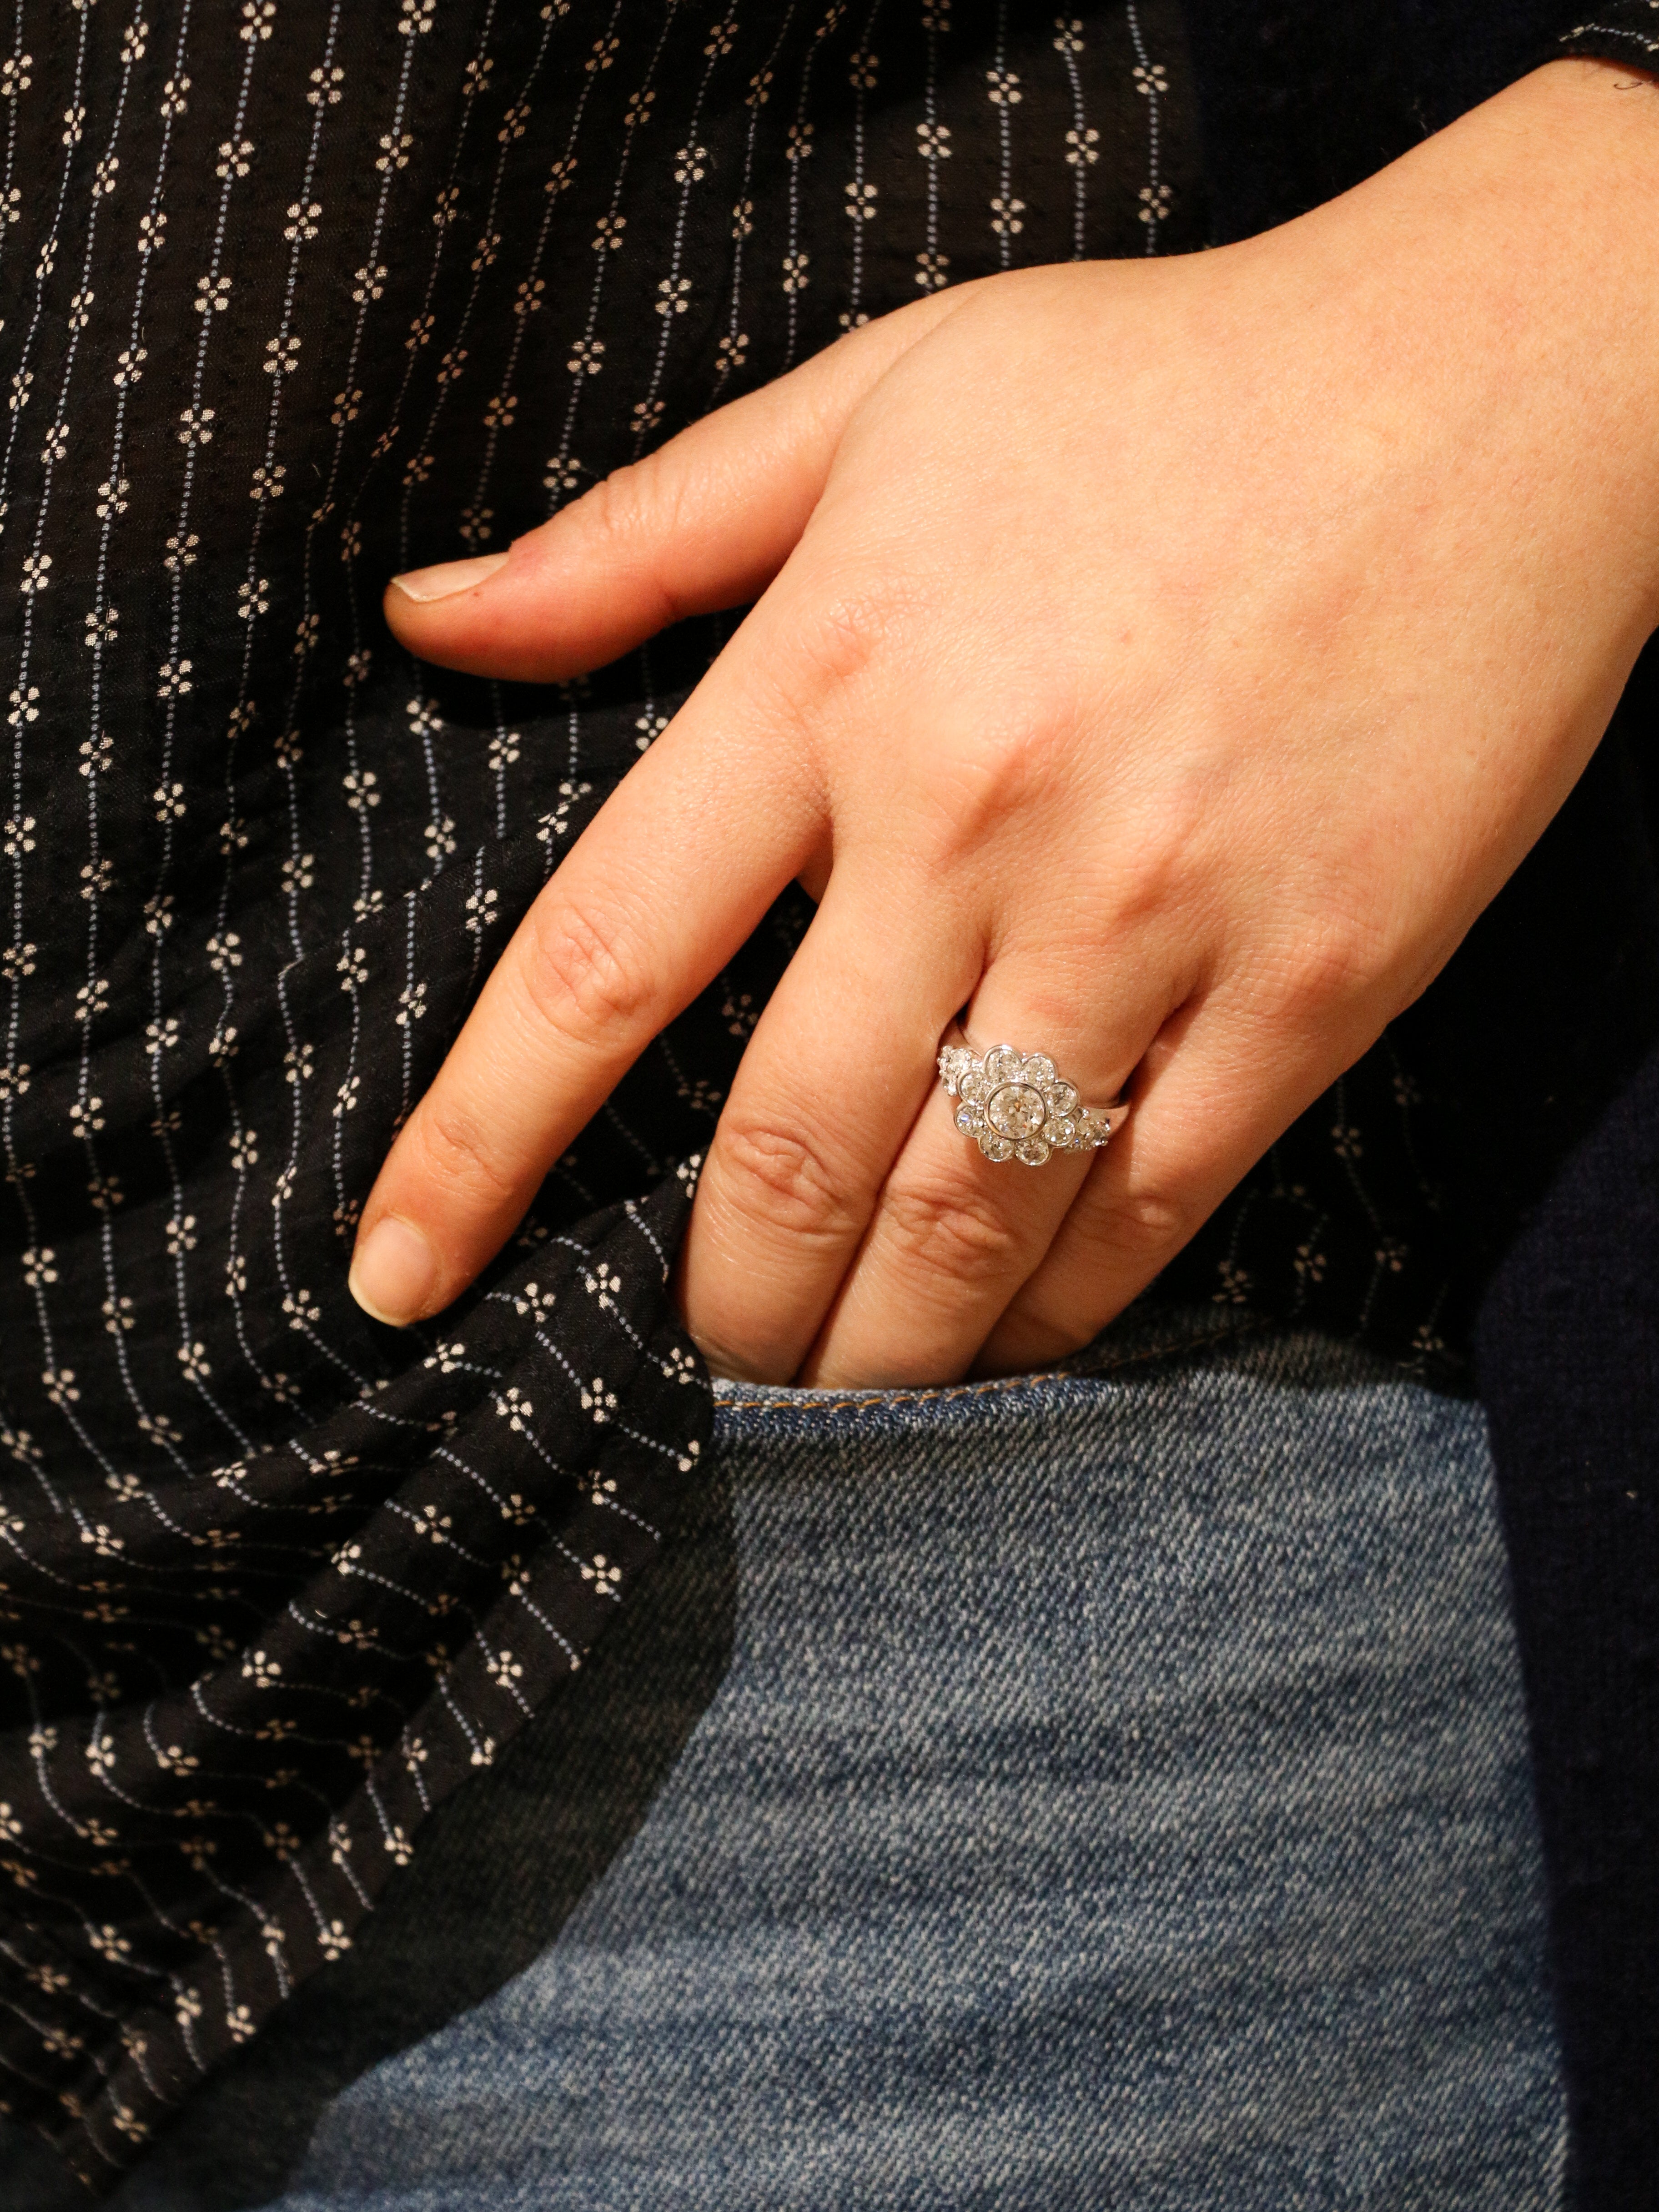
[350,60,1659,1386]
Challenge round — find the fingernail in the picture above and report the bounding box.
[390,551,509,604]
[349,1217,440,1327]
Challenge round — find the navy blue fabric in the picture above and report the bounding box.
[1474,1046,1659,2212]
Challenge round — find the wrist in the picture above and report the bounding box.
[1257,58,1659,640]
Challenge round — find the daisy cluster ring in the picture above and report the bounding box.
[937,1042,1127,1166]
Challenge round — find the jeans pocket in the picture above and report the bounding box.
[709,1301,1262,1447]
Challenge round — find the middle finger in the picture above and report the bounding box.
[679,864,982,1382]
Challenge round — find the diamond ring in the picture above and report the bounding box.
[937,1040,1128,1166]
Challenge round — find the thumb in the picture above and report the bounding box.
[382,287,974,684]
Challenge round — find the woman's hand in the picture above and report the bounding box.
[349,60,1659,1386]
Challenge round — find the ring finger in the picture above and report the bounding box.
[975,994,1333,1376]
[798,956,1172,1388]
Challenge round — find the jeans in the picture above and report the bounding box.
[241,1320,1561,2210]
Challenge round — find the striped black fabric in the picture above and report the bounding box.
[0,0,1207,2182]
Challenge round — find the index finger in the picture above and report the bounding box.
[346,671,819,1327]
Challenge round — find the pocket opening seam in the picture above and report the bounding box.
[714,1314,1270,1422]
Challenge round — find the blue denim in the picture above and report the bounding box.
[247,1321,1563,2211]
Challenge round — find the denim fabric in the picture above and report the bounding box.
[231,1322,1562,2212]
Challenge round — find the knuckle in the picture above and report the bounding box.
[712,1111,861,1247]
[1086,1178,1191,1262]
[568,459,686,626]
[1108,842,1191,930]
[517,893,654,1048]
[915,719,1046,861]
[877,1176,1029,1289]
[1103,787,1210,924]
[1266,912,1389,1024]
[576,459,664,557]
[404,1096,523,1214]
[783,575,921,705]
[881,694,1079,878]
[906,699,1201,882]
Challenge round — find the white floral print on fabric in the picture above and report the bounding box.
[0,0,1207,2186]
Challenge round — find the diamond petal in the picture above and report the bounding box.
[937,1046,971,1095]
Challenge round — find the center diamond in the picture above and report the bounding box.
[985,1082,1047,1141]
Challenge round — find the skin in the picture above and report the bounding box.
[349,59,1659,1387]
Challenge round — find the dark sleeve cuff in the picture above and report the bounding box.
[1547,6,1659,74]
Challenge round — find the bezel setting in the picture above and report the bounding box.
[936,1042,1122,1166]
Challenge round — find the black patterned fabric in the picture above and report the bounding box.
[0,0,1654,2189]
[0,0,1211,2184]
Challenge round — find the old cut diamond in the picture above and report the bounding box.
[985,1082,1046,1140]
